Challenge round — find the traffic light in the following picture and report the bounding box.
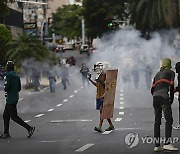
[108,22,113,27]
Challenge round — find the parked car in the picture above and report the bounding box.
[80,44,90,55]
[55,45,65,53]
[63,43,74,50]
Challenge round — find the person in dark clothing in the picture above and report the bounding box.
[173,62,180,129]
[31,67,40,91]
[151,58,178,151]
[48,69,56,93]
[144,64,153,90]
[0,61,35,139]
[131,65,139,89]
[80,63,89,89]
[60,64,69,90]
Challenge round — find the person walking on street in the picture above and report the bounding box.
[0,61,35,139]
[60,64,69,90]
[151,58,178,151]
[80,63,89,89]
[48,68,56,93]
[173,62,180,129]
[88,64,115,132]
[144,64,153,90]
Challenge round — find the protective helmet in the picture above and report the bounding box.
[175,62,180,73]
[6,61,14,72]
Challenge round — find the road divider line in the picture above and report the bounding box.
[25,120,31,123]
[120,98,124,100]
[69,95,74,98]
[50,119,92,123]
[56,104,62,107]
[119,106,124,110]
[102,130,113,135]
[35,114,44,118]
[74,90,78,93]
[63,99,68,102]
[120,89,123,92]
[115,118,122,122]
[75,143,94,152]
[119,112,124,115]
[120,102,124,105]
[48,108,54,112]
[120,94,124,96]
[19,98,23,101]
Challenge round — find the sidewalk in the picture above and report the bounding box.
[0,77,51,105]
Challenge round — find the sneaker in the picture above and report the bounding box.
[173,124,180,130]
[94,127,102,132]
[0,133,11,139]
[154,146,163,152]
[28,127,35,138]
[163,144,178,151]
[105,125,115,131]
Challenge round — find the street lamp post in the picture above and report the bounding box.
[81,16,85,45]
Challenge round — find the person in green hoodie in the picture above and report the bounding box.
[151,58,178,151]
[0,61,35,139]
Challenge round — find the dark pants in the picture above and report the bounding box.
[3,104,31,134]
[153,96,173,147]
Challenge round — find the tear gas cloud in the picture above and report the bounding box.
[89,28,179,108]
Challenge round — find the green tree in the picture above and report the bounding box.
[128,0,180,38]
[0,0,14,17]
[0,24,12,66]
[83,0,128,38]
[51,5,82,39]
[6,33,57,67]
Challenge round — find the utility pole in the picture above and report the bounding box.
[81,16,85,45]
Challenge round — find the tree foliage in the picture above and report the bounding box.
[128,0,180,37]
[82,0,128,38]
[0,24,12,66]
[0,0,15,17]
[51,5,82,39]
[6,33,57,67]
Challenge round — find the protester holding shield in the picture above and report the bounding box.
[88,63,115,132]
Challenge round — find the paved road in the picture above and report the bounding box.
[0,50,179,154]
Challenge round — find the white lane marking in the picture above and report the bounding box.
[25,120,31,123]
[119,112,124,115]
[81,86,83,89]
[120,89,124,92]
[35,114,44,118]
[74,90,78,93]
[115,118,122,122]
[48,108,54,112]
[120,98,124,100]
[75,144,94,152]
[120,94,124,96]
[19,98,23,101]
[56,104,62,107]
[102,130,113,135]
[119,106,124,110]
[69,95,74,98]
[115,128,152,131]
[50,119,92,123]
[63,99,68,102]
[40,140,62,143]
[120,102,124,105]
